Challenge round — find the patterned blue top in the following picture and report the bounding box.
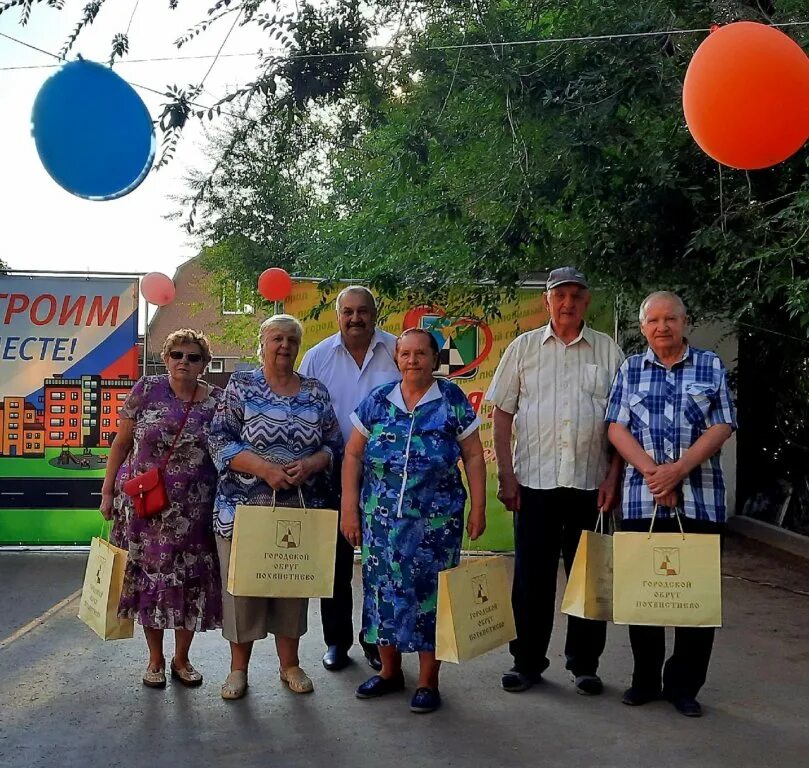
[350,379,480,521]
[208,369,343,538]
[605,346,736,522]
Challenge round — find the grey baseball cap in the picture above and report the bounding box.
[546,266,589,291]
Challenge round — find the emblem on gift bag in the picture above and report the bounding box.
[654,547,680,576]
[276,520,301,549]
[472,575,489,604]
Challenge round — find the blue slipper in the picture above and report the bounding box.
[410,687,441,713]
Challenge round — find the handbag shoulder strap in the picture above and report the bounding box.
[160,382,199,470]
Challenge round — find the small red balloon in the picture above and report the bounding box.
[258,268,293,302]
[683,22,809,170]
[140,272,176,306]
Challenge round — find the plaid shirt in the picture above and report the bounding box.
[605,345,736,522]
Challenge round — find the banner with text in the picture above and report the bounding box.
[0,275,139,544]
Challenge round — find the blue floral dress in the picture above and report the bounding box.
[351,378,480,652]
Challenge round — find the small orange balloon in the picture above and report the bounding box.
[683,22,809,169]
[258,268,293,302]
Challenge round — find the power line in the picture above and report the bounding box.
[1,20,809,73]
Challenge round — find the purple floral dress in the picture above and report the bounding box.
[117,375,223,631]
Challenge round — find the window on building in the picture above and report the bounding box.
[103,406,111,414]
[70,419,77,427]
[49,431,63,439]
[222,280,256,315]
[102,419,110,427]
[71,392,79,400]
[8,423,18,430]
[70,406,78,414]
[208,359,224,373]
[82,419,90,427]
[50,419,64,427]
[34,442,41,450]
[9,412,19,419]
[52,405,65,414]
[26,433,32,439]
[69,432,78,440]
[117,393,127,401]
[10,400,19,407]
[8,433,18,440]
[90,419,97,426]
[51,392,65,400]
[103,392,111,401]
[25,443,32,450]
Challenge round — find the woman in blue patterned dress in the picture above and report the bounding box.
[341,328,487,714]
[209,314,342,701]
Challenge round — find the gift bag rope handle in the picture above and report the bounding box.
[269,486,307,512]
[648,504,686,540]
[127,382,198,478]
[99,519,113,541]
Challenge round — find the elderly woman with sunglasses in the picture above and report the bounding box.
[100,329,224,689]
[209,314,343,701]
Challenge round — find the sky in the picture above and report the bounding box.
[0,0,271,280]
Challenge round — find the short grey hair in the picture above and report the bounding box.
[639,291,687,323]
[256,314,304,362]
[335,285,377,313]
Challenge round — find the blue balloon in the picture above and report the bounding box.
[31,59,156,201]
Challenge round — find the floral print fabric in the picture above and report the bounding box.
[353,378,479,652]
[117,375,223,631]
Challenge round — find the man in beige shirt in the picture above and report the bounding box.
[486,267,624,695]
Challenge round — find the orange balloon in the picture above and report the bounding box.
[258,267,293,301]
[683,22,809,169]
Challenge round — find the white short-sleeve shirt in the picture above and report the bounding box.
[485,323,624,490]
[298,328,401,445]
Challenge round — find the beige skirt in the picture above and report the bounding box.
[216,535,308,643]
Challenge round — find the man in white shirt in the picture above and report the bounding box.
[486,267,624,695]
[298,286,400,672]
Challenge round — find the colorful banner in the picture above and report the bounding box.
[286,282,616,550]
[0,276,139,545]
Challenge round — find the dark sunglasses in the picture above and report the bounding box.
[169,351,203,363]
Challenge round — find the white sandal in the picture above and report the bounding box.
[221,670,248,700]
[280,665,314,694]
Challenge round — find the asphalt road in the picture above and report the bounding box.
[0,477,101,509]
[0,537,807,768]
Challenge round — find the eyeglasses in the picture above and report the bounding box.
[169,351,203,363]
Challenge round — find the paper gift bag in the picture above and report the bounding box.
[612,530,722,627]
[78,533,134,641]
[436,556,517,663]
[561,527,613,622]
[227,500,338,598]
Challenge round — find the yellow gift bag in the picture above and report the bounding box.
[612,510,722,627]
[436,555,517,663]
[78,524,134,641]
[227,490,338,598]
[561,510,613,622]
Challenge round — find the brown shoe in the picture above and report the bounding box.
[142,665,166,688]
[171,659,203,687]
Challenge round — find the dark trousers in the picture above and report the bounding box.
[510,487,606,677]
[320,513,356,650]
[620,516,724,699]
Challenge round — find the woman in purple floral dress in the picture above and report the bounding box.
[100,329,223,689]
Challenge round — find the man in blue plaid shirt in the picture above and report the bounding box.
[605,291,736,718]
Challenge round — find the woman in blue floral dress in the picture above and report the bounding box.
[341,328,487,714]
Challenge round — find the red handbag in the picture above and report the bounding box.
[123,384,197,519]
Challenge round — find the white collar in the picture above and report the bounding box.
[385,380,442,413]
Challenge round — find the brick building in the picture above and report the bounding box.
[42,374,134,448]
[147,255,263,385]
[0,398,45,457]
